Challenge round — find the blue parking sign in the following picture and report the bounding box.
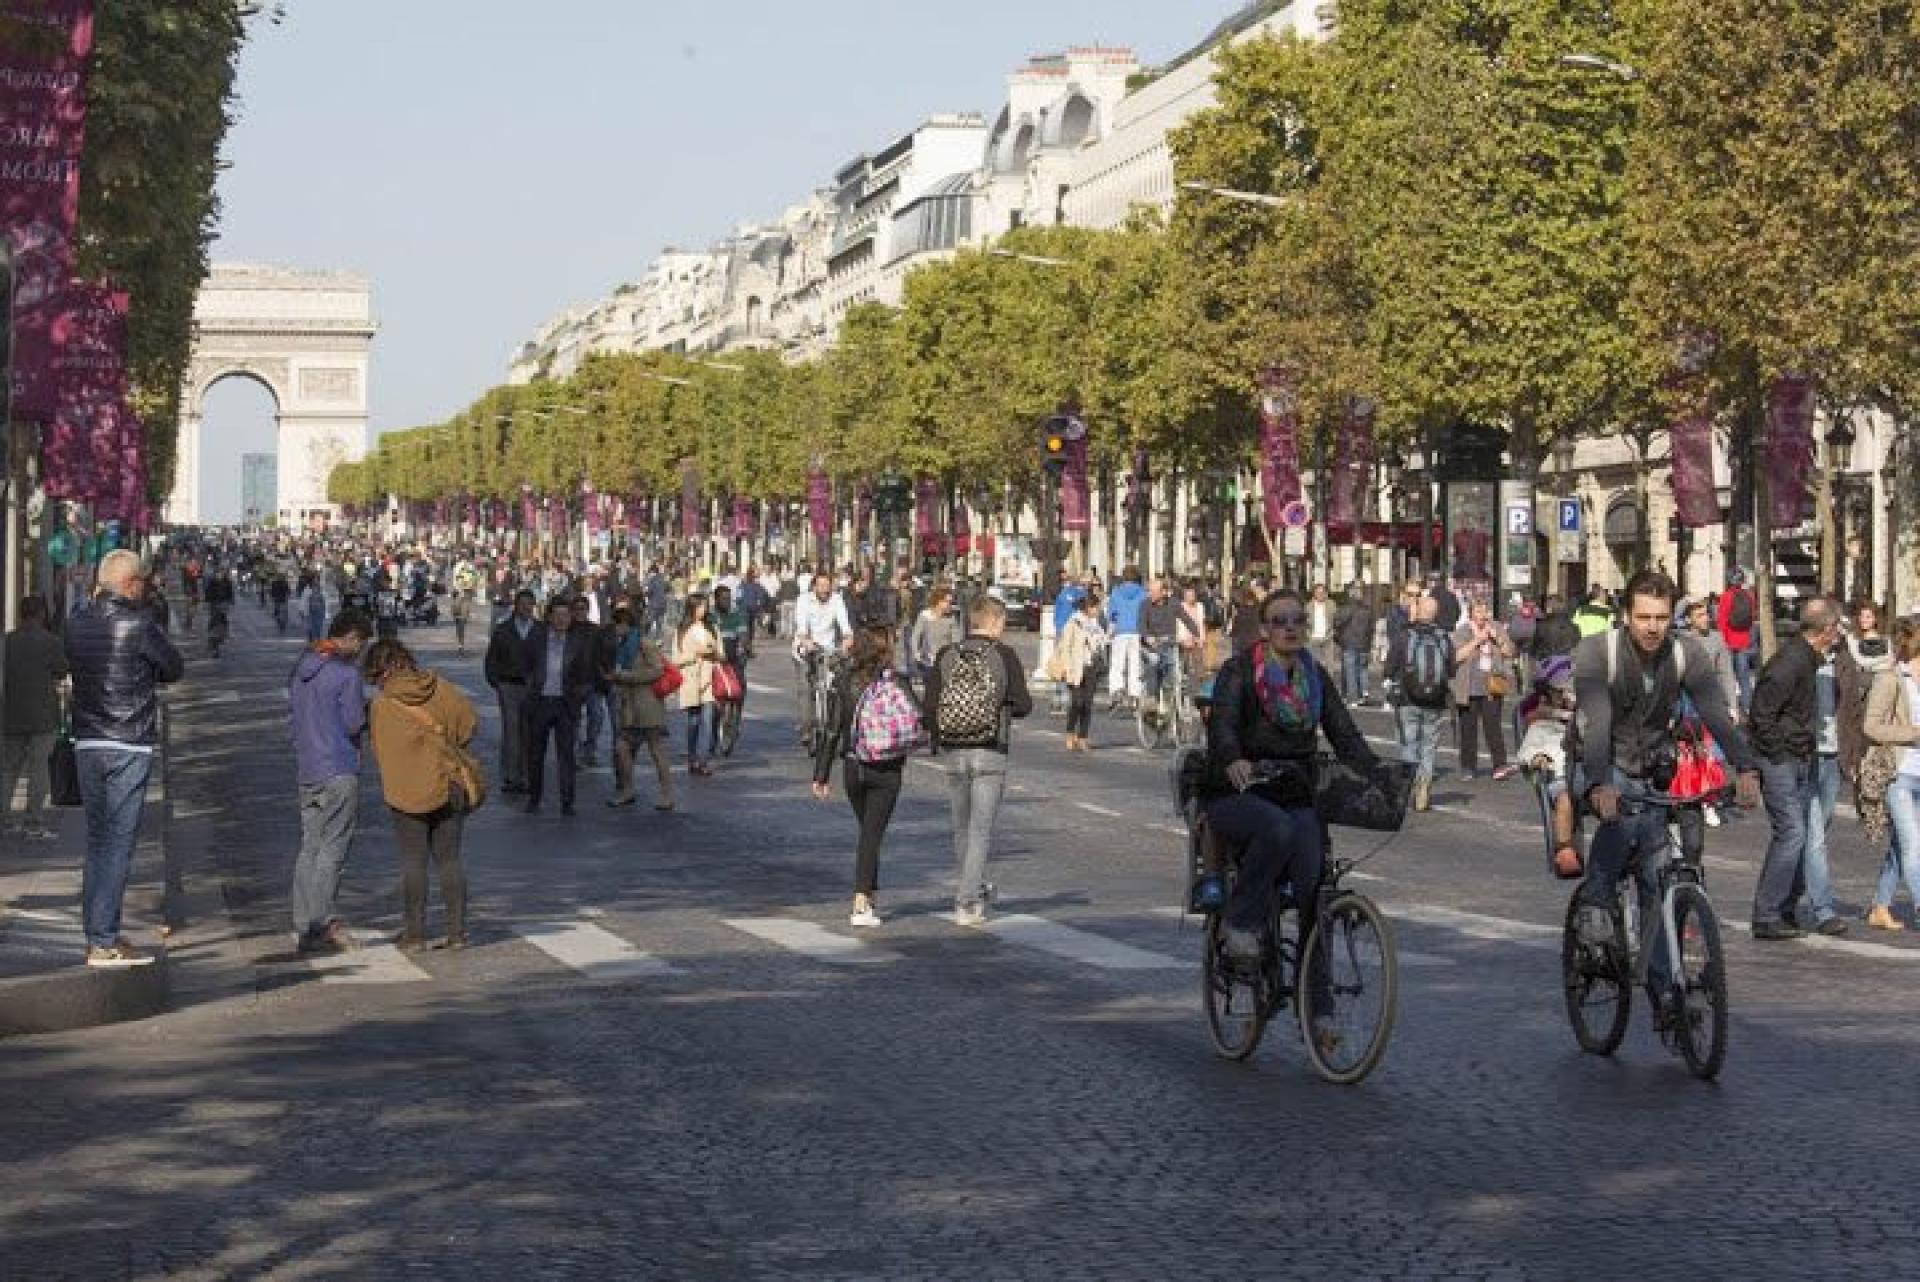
[1557,499,1581,534]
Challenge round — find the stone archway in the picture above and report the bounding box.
[164,264,376,528]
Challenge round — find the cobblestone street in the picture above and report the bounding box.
[2,608,1917,1280]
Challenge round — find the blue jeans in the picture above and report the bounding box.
[1342,648,1369,702]
[1876,776,1920,909]
[1577,775,1676,988]
[291,775,359,940]
[684,703,713,763]
[1732,647,1755,713]
[1207,793,1325,936]
[78,747,155,949]
[1799,755,1841,924]
[1752,757,1813,927]
[581,691,607,757]
[1396,703,1446,788]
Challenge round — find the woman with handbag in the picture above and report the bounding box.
[1451,599,1516,781]
[366,639,479,951]
[1861,619,1920,930]
[607,608,676,811]
[1051,593,1107,752]
[674,593,720,777]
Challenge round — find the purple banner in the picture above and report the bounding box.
[730,496,753,539]
[1670,410,1719,527]
[1060,441,1089,533]
[40,282,124,501]
[1766,373,1816,528]
[519,487,536,532]
[913,477,939,539]
[808,470,832,546]
[4,1,95,419]
[1257,364,1304,527]
[1326,396,1377,527]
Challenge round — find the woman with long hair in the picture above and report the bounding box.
[1862,617,1920,930]
[674,592,720,777]
[1053,592,1108,751]
[811,625,914,927]
[364,639,477,950]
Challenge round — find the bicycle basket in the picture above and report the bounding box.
[1314,757,1415,833]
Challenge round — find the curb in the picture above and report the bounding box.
[0,705,175,1040]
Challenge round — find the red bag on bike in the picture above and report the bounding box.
[711,662,743,703]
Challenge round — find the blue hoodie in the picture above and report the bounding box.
[289,648,367,785]
[1107,581,1146,635]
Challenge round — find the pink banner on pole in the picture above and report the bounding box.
[1257,364,1304,526]
[808,470,832,546]
[581,480,601,535]
[519,487,536,531]
[1327,396,1376,527]
[1060,441,1090,533]
[1766,373,1816,528]
[730,496,752,539]
[3,1,96,419]
[1670,409,1719,528]
[915,477,941,539]
[40,282,125,501]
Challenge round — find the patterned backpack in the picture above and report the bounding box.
[852,671,926,763]
[934,639,1008,747]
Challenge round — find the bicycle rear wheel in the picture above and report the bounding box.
[1136,689,1169,749]
[717,700,742,757]
[1203,915,1271,1061]
[1297,893,1398,1085]
[1561,891,1631,1056]
[1671,886,1728,1080]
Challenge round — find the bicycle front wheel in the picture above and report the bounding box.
[717,701,742,757]
[1562,891,1631,1056]
[1203,915,1271,1061]
[1672,886,1728,1081]
[1297,893,1398,1085]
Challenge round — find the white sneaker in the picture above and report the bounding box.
[952,904,987,928]
[1703,805,1722,828]
[849,902,882,928]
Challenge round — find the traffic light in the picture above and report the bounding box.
[1040,412,1084,476]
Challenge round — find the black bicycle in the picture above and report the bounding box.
[1562,787,1729,1080]
[1181,756,1399,1085]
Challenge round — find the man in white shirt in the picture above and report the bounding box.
[792,572,853,745]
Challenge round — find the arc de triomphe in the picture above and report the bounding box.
[163,263,375,527]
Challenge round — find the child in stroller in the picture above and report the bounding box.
[1518,654,1582,879]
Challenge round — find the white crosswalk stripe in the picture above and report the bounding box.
[514,919,679,979]
[310,942,432,983]
[980,913,1185,971]
[723,917,894,964]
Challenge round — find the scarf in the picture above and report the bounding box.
[1252,641,1314,729]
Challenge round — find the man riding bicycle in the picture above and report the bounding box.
[1573,570,1759,1018]
[1206,588,1377,963]
[792,572,853,745]
[1139,576,1181,704]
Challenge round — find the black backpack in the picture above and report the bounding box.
[1401,626,1453,709]
[1726,588,1754,632]
[934,639,1008,747]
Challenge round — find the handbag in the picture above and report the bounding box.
[1314,756,1415,833]
[711,662,743,703]
[1486,668,1512,700]
[391,698,488,811]
[650,662,685,699]
[48,737,80,807]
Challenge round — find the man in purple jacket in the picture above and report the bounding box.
[288,610,372,953]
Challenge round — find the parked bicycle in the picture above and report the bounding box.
[1562,785,1730,1080]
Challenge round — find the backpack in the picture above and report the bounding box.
[934,639,1008,747]
[1726,588,1754,632]
[1508,607,1537,648]
[1401,627,1452,708]
[851,672,925,763]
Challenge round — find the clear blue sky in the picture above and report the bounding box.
[196,0,1241,521]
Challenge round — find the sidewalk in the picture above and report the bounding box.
[0,734,173,1037]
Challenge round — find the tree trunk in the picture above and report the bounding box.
[1816,462,1838,596]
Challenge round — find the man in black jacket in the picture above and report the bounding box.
[1749,596,1842,939]
[519,597,597,815]
[484,590,537,794]
[1206,588,1375,963]
[65,551,184,968]
[1333,585,1377,705]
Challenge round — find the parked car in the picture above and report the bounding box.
[990,583,1041,631]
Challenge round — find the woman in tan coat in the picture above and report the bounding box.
[1862,619,1920,929]
[606,607,676,810]
[675,593,720,776]
[366,639,478,950]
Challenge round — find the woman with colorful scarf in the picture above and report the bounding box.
[1203,587,1376,970]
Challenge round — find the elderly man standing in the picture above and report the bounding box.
[64,550,183,968]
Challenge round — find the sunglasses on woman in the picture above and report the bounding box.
[1265,611,1307,628]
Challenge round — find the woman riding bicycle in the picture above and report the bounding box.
[1205,587,1377,963]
